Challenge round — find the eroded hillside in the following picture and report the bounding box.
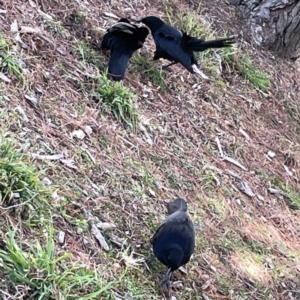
[0,0,300,299]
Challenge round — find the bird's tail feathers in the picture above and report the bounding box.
[182,33,235,51]
[108,50,131,81]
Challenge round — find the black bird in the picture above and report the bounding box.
[100,18,149,80]
[138,16,235,77]
[150,197,195,289]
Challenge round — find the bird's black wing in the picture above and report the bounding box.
[100,31,112,50]
[154,27,194,72]
[150,211,190,244]
[108,22,138,34]
[100,21,148,80]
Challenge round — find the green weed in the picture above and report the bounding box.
[70,11,86,24]
[0,34,25,83]
[63,69,138,128]
[270,177,300,210]
[44,19,68,38]
[164,3,203,36]
[225,51,270,92]
[93,71,138,128]
[284,101,300,121]
[0,135,50,219]
[132,54,166,90]
[75,41,104,70]
[0,227,114,299]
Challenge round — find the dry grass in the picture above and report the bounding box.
[0,0,300,299]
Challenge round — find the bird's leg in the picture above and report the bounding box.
[91,42,101,51]
[161,267,172,289]
[146,253,155,265]
[144,253,155,273]
[162,61,178,71]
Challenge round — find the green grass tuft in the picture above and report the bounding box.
[0,34,26,83]
[224,51,270,92]
[0,227,114,299]
[0,135,50,218]
[132,54,166,91]
[70,11,86,24]
[63,65,139,128]
[270,177,300,210]
[93,71,139,128]
[75,41,105,71]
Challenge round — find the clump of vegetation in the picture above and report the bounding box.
[0,135,49,213]
[63,56,138,128]
[269,176,300,210]
[226,52,270,92]
[0,227,114,300]
[0,34,25,83]
[132,54,166,91]
[167,10,205,38]
[69,11,86,24]
[75,41,105,71]
[93,72,139,128]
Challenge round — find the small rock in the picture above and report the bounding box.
[0,72,11,82]
[178,266,187,274]
[91,224,109,251]
[154,180,163,189]
[104,12,119,19]
[283,165,293,176]
[60,159,78,170]
[267,150,275,158]
[203,293,213,300]
[268,188,284,196]
[58,231,65,244]
[42,177,52,186]
[77,228,83,235]
[51,192,60,202]
[257,195,264,201]
[85,125,93,135]
[25,93,40,106]
[16,106,29,122]
[147,188,156,197]
[28,0,37,7]
[70,129,86,140]
[96,222,116,230]
[236,181,255,198]
[109,233,126,247]
[10,19,18,33]
[113,262,121,270]
[172,281,183,290]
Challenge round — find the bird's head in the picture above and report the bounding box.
[137,27,150,42]
[137,16,165,34]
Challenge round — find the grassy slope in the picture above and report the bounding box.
[0,0,300,299]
